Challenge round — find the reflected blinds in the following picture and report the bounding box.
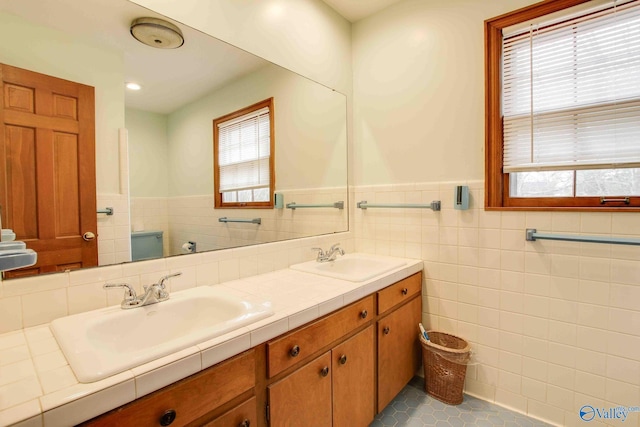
[502,0,640,173]
[217,106,270,192]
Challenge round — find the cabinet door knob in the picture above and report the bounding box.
[402,288,408,295]
[339,354,347,365]
[289,345,300,357]
[320,366,330,377]
[383,326,390,335]
[239,420,250,427]
[159,409,177,426]
[360,309,368,319]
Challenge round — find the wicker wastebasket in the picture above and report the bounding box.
[420,331,471,405]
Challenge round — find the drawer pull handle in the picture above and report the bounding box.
[339,354,347,365]
[320,366,330,377]
[239,420,251,427]
[159,409,177,426]
[402,288,408,295]
[360,309,368,319]
[289,345,300,357]
[383,326,390,335]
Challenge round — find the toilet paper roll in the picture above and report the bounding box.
[181,242,194,253]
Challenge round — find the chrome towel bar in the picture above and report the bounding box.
[526,228,640,246]
[286,201,344,210]
[357,200,441,211]
[218,217,261,225]
[97,207,114,215]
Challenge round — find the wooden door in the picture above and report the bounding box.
[268,352,332,427]
[377,296,422,412]
[332,326,374,427]
[0,64,97,277]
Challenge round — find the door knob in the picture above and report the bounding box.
[83,231,96,241]
[339,354,347,365]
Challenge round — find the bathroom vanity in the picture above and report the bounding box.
[80,272,422,427]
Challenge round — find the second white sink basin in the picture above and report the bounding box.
[290,253,406,282]
[51,286,273,383]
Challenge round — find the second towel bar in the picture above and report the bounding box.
[357,200,441,211]
[218,217,261,225]
[286,201,344,210]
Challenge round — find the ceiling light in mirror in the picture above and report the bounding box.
[126,82,141,91]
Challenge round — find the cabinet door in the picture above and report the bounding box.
[202,397,256,427]
[377,296,422,411]
[268,352,332,427]
[332,326,374,427]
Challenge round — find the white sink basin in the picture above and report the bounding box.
[290,253,406,282]
[51,286,273,383]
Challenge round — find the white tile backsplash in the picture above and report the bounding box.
[355,180,640,427]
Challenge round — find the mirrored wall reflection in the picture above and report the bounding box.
[0,0,348,275]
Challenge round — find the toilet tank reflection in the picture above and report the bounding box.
[131,230,163,261]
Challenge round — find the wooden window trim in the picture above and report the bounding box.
[213,98,275,209]
[485,0,640,211]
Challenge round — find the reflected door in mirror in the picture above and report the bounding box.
[0,64,98,277]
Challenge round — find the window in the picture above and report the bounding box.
[485,0,640,209]
[213,98,274,208]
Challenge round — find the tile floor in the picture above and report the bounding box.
[371,377,551,427]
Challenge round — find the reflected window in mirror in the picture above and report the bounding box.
[213,98,275,208]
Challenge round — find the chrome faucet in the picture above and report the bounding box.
[312,243,345,262]
[104,272,182,309]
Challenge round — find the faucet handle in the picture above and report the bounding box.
[103,283,137,301]
[157,272,182,289]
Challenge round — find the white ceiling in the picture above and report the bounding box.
[321,0,404,22]
[0,0,268,114]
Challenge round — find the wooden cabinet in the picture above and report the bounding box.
[82,350,256,427]
[202,397,256,427]
[332,326,374,427]
[377,288,422,411]
[267,352,333,426]
[267,296,373,378]
[267,326,375,427]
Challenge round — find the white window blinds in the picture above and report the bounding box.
[217,106,271,192]
[502,0,640,173]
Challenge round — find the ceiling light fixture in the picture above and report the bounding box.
[130,17,184,49]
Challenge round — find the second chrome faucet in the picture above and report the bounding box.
[312,243,345,262]
[104,272,182,309]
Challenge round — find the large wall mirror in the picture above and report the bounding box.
[0,0,348,277]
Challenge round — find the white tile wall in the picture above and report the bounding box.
[96,193,131,266]
[354,180,640,427]
[167,187,347,255]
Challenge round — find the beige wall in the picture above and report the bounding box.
[352,0,537,185]
[0,12,125,195]
[126,108,170,198]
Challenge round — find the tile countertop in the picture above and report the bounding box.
[0,256,423,427]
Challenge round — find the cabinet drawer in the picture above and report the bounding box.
[377,272,421,315]
[83,350,255,427]
[202,396,256,427]
[267,296,374,378]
